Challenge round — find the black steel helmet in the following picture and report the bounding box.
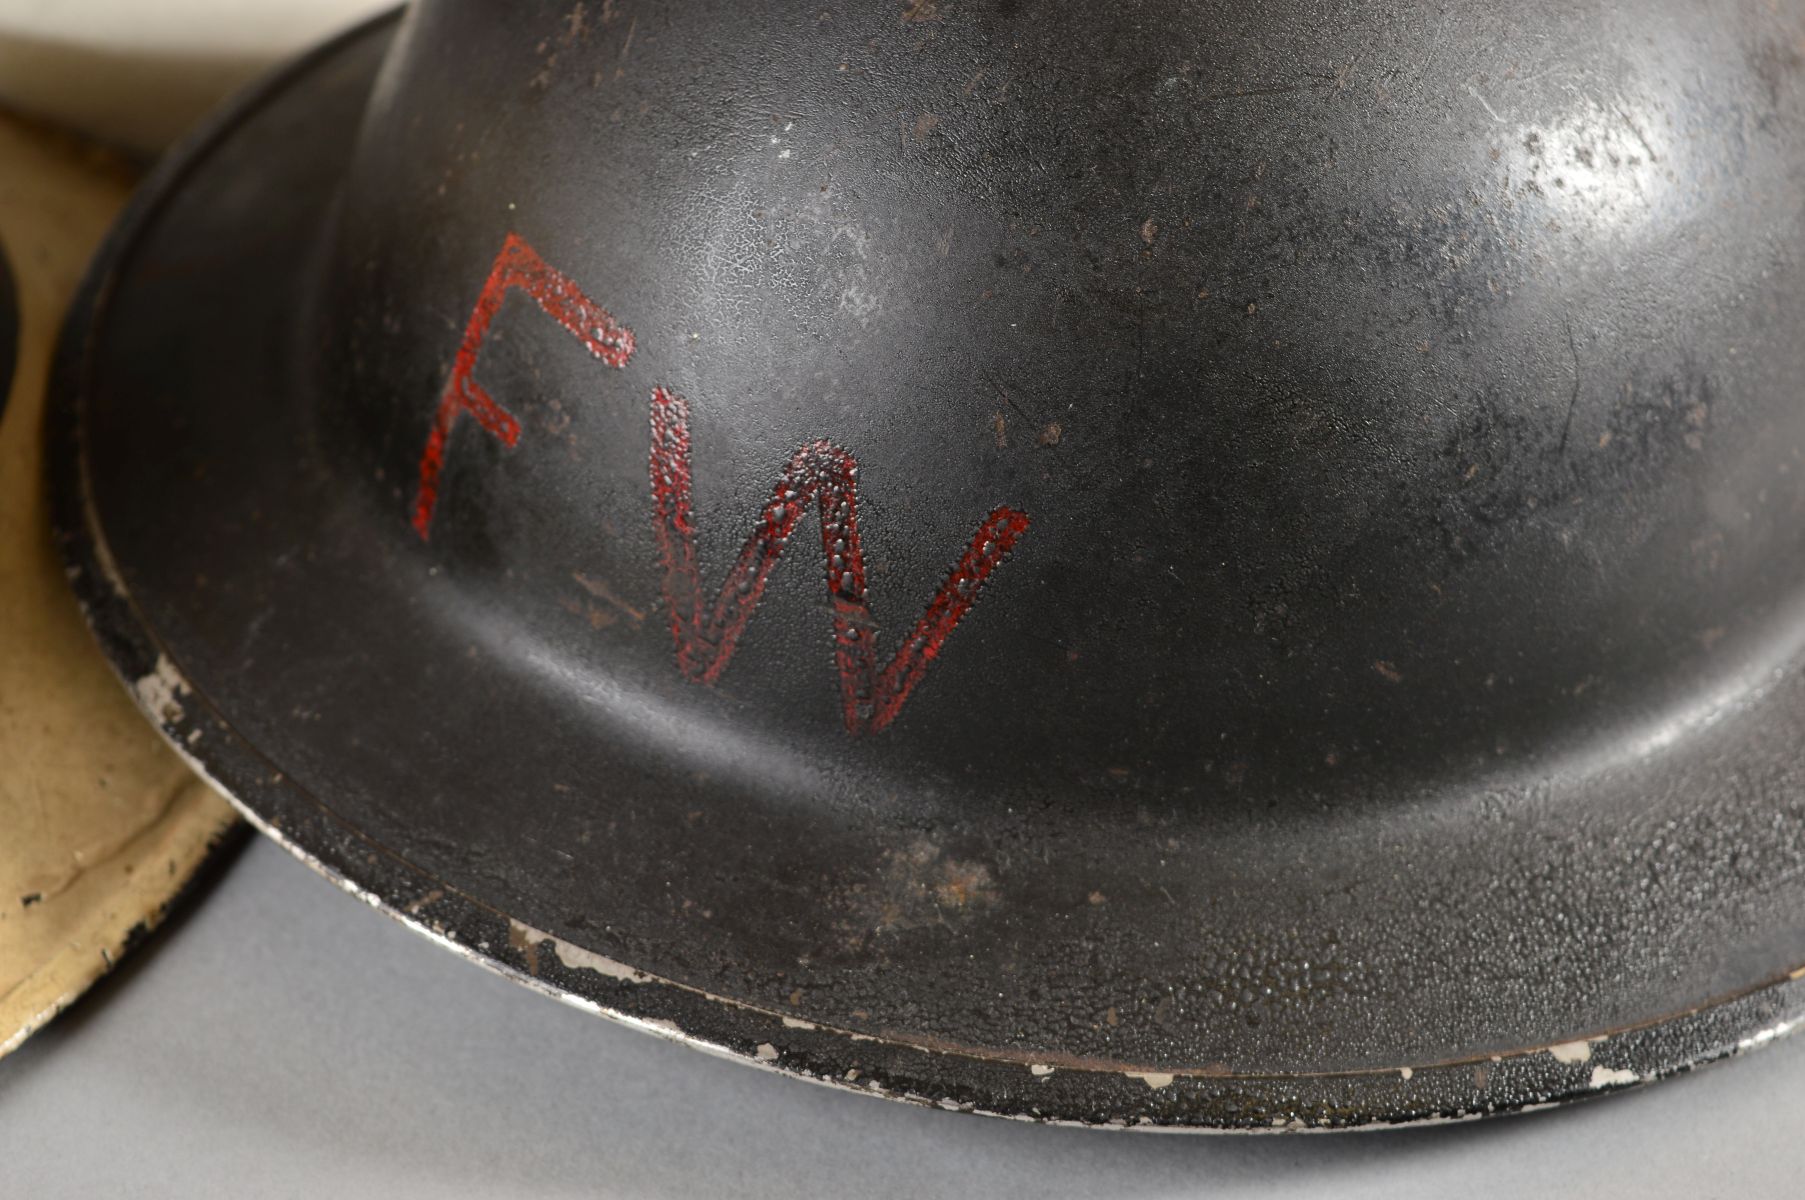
[54,0,1805,1128]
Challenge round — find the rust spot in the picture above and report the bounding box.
[1373,660,1404,684]
[507,921,543,976]
[560,3,590,45]
[1038,421,1063,447]
[832,839,1000,946]
[934,860,994,908]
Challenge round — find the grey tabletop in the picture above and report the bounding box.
[1,833,1800,1198]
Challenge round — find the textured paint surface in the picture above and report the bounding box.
[418,233,1029,733]
[650,386,1027,733]
[413,232,635,538]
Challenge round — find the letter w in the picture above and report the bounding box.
[648,387,1030,735]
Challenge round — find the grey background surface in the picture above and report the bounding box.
[0,0,387,152]
[0,835,1800,1198]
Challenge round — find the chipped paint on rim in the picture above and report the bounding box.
[1547,1038,1601,1065]
[62,548,1805,1133]
[509,920,649,984]
[131,653,188,725]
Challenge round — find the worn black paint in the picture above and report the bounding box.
[49,3,1805,1128]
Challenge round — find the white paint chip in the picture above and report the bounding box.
[1030,1064,1055,1078]
[1547,1039,1595,1064]
[755,1042,779,1061]
[1589,1065,1638,1088]
[508,919,648,983]
[133,654,189,724]
[1128,1072,1176,1090]
[781,1015,816,1030]
[1399,1066,1414,1080]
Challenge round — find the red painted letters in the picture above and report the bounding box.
[415,234,1030,734]
[649,387,1029,734]
[413,232,636,538]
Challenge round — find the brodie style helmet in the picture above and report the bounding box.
[53,0,1805,1128]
